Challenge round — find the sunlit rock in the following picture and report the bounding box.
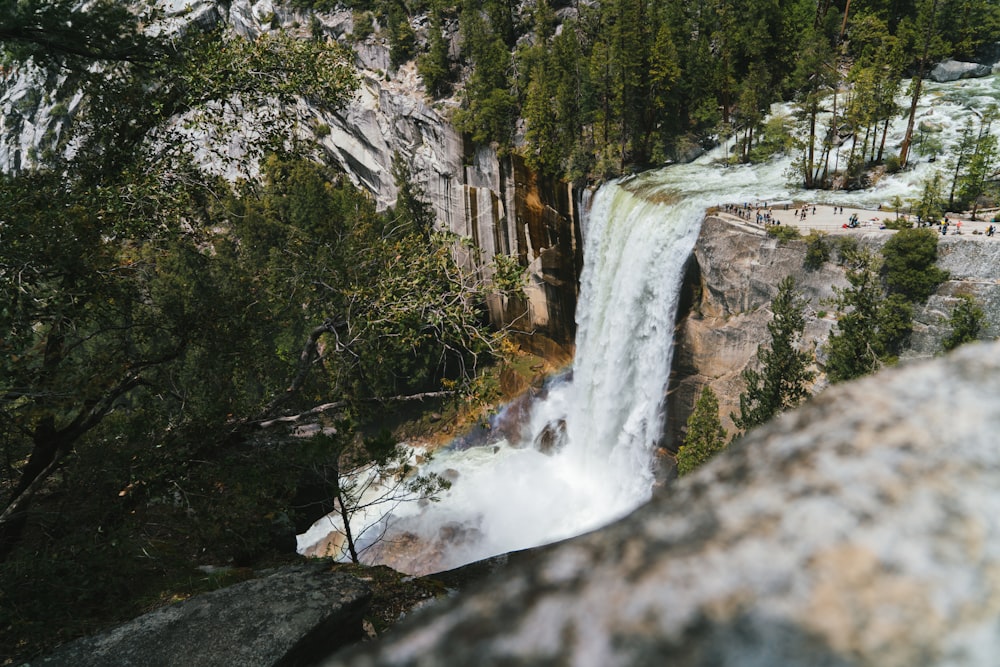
[930,60,993,82]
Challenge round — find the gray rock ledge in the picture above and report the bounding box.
[37,562,370,667]
[326,341,1000,667]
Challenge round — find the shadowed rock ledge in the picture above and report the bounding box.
[324,341,1000,666]
[37,562,371,667]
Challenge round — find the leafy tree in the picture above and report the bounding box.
[391,151,436,238]
[825,249,886,382]
[732,276,815,434]
[676,386,727,475]
[881,227,949,302]
[898,0,949,167]
[955,106,999,219]
[387,0,417,70]
[912,171,946,222]
[942,294,986,352]
[788,24,839,187]
[0,0,153,66]
[948,118,980,209]
[804,231,831,270]
[824,245,921,381]
[418,1,453,97]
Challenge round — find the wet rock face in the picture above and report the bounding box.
[324,341,1000,667]
[38,562,371,667]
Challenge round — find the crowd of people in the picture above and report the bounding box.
[718,202,1000,238]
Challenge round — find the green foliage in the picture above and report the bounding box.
[823,245,922,382]
[766,224,802,242]
[834,236,863,266]
[955,106,999,217]
[453,0,517,147]
[732,276,815,435]
[881,227,949,302]
[440,0,994,182]
[676,386,727,476]
[881,215,913,231]
[0,0,154,67]
[0,149,500,658]
[825,249,885,382]
[417,4,453,97]
[912,171,945,222]
[942,294,986,352]
[747,115,796,163]
[803,230,830,270]
[0,14,494,652]
[387,0,417,69]
[352,10,376,41]
[391,152,436,238]
[491,253,526,297]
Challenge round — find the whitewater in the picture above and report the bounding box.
[299,72,1000,574]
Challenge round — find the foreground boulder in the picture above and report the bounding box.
[326,341,1000,666]
[40,562,370,667]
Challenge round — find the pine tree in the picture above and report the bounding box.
[732,276,815,434]
[676,386,728,476]
[942,294,986,352]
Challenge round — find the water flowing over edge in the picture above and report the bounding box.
[298,72,1000,574]
[297,178,704,574]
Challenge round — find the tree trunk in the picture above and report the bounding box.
[900,0,939,167]
[877,117,890,162]
[839,0,852,42]
[805,104,817,188]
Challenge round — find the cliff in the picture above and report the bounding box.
[666,216,1000,449]
[0,0,582,352]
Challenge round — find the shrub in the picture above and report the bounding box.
[803,230,830,270]
[881,227,949,303]
[942,294,986,352]
[767,224,801,243]
[834,236,862,266]
[352,11,374,41]
[881,216,913,231]
[677,386,728,475]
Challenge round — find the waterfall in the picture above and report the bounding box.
[563,180,703,516]
[296,176,706,574]
[298,72,1000,574]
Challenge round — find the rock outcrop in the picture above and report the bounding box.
[929,59,995,82]
[37,562,370,667]
[322,340,1000,666]
[667,216,1000,448]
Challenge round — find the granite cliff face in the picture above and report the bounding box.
[0,0,582,350]
[666,216,1000,449]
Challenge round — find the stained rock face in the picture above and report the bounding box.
[38,563,371,667]
[323,341,1000,667]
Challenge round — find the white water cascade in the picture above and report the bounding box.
[299,71,1000,574]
